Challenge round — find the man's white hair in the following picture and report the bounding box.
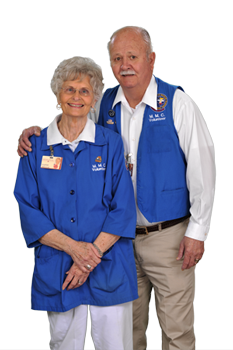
[107,26,153,58]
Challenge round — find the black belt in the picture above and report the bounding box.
[136,215,190,235]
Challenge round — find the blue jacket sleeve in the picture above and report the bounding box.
[101,133,136,239]
[14,137,56,248]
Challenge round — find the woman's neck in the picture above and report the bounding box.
[58,114,87,142]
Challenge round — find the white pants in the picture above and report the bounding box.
[47,302,133,350]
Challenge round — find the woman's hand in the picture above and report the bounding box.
[62,263,89,290]
[39,230,101,273]
[69,241,102,273]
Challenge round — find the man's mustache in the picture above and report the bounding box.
[120,70,136,76]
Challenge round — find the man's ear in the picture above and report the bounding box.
[149,52,156,71]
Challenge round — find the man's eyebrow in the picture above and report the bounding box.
[112,51,136,56]
[111,52,121,56]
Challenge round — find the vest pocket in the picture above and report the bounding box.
[160,188,189,217]
[162,187,186,195]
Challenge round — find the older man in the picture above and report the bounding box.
[18,26,215,350]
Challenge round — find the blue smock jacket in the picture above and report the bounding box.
[14,123,138,312]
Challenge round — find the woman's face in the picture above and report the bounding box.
[58,75,96,120]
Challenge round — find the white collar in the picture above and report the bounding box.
[112,75,158,110]
[47,114,96,146]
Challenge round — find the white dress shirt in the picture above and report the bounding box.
[90,77,216,241]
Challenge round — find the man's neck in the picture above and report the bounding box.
[121,77,152,109]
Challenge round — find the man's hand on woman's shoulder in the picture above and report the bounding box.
[17,126,41,157]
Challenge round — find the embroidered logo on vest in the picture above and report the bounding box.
[157,93,168,112]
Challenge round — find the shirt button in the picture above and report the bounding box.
[71,217,76,223]
[69,162,75,167]
[70,190,75,195]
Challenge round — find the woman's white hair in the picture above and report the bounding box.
[51,56,104,100]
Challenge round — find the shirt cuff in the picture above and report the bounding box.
[185,220,209,241]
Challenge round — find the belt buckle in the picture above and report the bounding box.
[140,226,149,235]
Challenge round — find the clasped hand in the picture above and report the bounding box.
[69,241,102,273]
[63,241,101,290]
[62,263,89,290]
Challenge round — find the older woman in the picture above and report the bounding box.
[14,56,138,350]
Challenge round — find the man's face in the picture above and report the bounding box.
[109,29,155,92]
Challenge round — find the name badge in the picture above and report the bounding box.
[41,156,63,170]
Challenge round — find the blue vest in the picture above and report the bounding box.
[98,77,190,222]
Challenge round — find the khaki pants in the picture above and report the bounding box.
[133,219,195,350]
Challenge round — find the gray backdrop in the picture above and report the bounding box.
[0,26,233,350]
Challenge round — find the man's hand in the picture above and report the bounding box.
[62,263,89,290]
[17,126,41,157]
[177,237,204,270]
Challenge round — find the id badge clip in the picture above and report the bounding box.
[126,153,133,177]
